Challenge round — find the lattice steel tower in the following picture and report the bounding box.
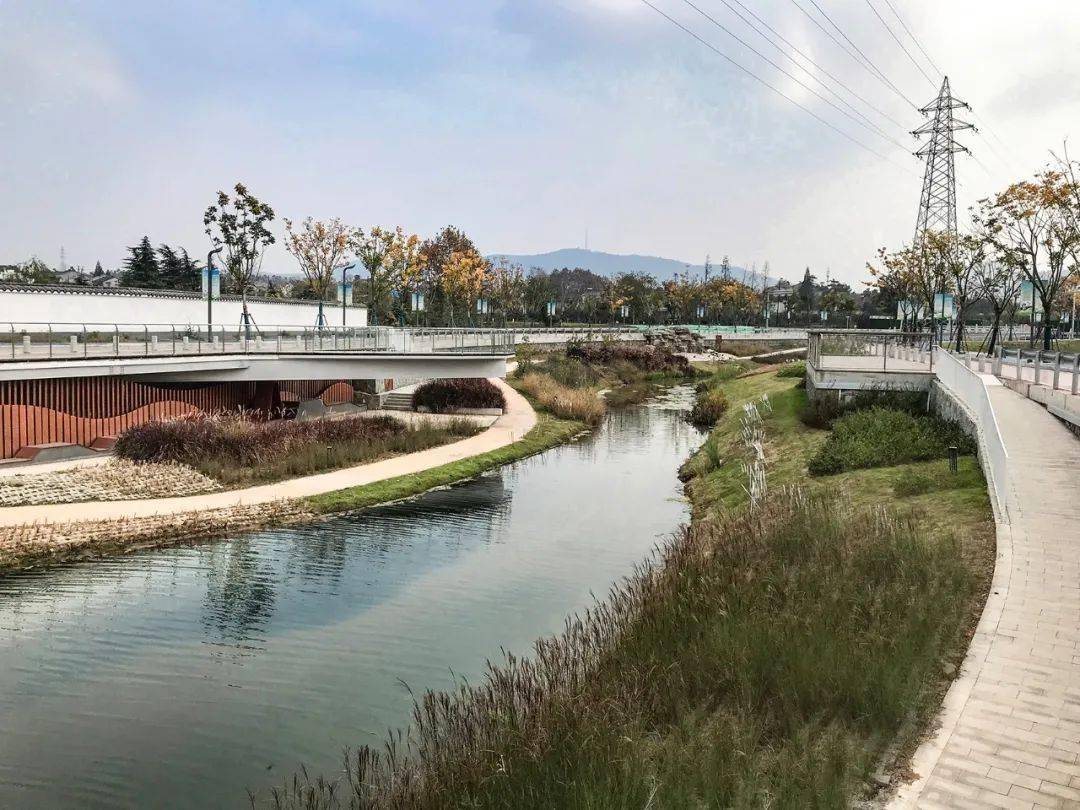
[912,77,974,242]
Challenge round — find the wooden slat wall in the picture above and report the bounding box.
[0,377,357,458]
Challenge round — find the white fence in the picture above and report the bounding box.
[934,349,1011,522]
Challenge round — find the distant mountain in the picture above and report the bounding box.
[488,248,773,286]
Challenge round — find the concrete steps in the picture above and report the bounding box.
[380,392,415,412]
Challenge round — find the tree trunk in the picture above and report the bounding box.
[987,311,1001,355]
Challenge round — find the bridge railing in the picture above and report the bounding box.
[0,323,644,362]
[807,329,934,371]
[990,347,1080,395]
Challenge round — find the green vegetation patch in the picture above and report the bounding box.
[687,387,729,428]
[808,408,976,477]
[775,359,806,378]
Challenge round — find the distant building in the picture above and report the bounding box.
[763,280,794,315]
[56,268,86,284]
[92,273,121,288]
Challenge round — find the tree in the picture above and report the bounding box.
[819,281,857,318]
[284,217,353,326]
[157,244,201,291]
[794,267,817,320]
[92,261,105,278]
[420,226,478,325]
[203,182,276,299]
[440,249,488,326]
[386,227,424,323]
[524,270,556,323]
[353,226,398,325]
[974,257,1022,354]
[121,236,161,288]
[925,230,985,350]
[1,257,55,284]
[488,258,526,325]
[719,255,732,280]
[979,169,1080,349]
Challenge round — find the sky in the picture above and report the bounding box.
[1,0,1077,287]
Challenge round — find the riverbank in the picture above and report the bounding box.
[0,380,590,570]
[267,367,994,808]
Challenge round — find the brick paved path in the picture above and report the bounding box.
[894,383,1080,808]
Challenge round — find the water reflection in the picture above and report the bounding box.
[0,387,701,808]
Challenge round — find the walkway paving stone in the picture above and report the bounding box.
[894,382,1080,808]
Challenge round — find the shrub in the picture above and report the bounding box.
[687,388,729,428]
[566,341,690,375]
[808,408,976,476]
[516,372,605,425]
[413,378,506,413]
[775,360,806,378]
[800,388,926,429]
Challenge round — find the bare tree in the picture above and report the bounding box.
[973,257,1022,355]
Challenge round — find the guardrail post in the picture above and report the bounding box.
[1073,354,1080,396]
[1054,352,1062,390]
[113,326,119,358]
[47,325,53,359]
[1035,351,1042,385]
[70,334,78,354]
[21,334,29,356]
[992,346,1002,376]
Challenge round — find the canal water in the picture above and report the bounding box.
[0,388,701,808]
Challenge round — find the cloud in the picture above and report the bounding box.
[0,4,134,109]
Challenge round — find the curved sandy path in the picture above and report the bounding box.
[0,378,536,527]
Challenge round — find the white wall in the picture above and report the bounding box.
[0,288,368,328]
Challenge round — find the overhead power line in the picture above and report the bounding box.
[874,0,1020,174]
[788,0,919,110]
[879,0,944,79]
[863,0,936,88]
[677,0,909,150]
[637,0,918,176]
[713,0,909,131]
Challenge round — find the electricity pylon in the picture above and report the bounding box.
[912,76,974,243]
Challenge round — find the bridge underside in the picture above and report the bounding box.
[0,352,510,460]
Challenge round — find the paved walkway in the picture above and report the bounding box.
[895,382,1080,809]
[0,378,535,528]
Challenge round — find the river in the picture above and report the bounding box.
[0,387,701,808]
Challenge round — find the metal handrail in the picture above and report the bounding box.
[0,322,650,363]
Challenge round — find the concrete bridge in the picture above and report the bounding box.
[0,323,643,461]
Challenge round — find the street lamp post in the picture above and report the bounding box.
[338,263,356,327]
[206,247,223,333]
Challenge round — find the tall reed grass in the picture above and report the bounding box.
[261,488,980,809]
[515,372,606,425]
[116,413,480,485]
